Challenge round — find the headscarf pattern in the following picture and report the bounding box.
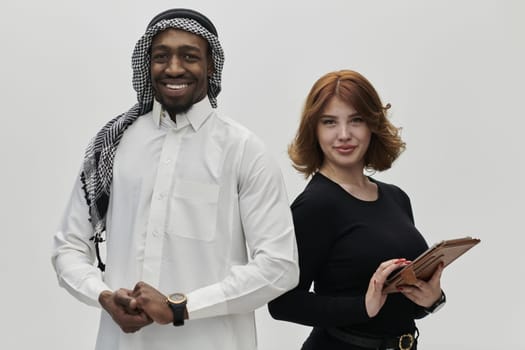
[80,17,224,271]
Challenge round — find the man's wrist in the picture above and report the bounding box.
[98,290,112,306]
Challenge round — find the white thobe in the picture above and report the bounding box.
[52,97,299,350]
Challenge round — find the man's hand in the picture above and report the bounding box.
[99,289,153,333]
[131,281,174,325]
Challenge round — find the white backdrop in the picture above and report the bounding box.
[1,0,523,348]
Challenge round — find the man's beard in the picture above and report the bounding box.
[164,101,193,116]
[155,94,195,119]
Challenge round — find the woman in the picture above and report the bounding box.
[268,70,445,350]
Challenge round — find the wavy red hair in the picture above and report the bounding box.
[289,70,405,178]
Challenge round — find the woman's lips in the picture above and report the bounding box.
[334,145,356,154]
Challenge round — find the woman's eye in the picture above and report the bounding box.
[350,117,364,124]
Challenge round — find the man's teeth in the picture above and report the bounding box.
[166,83,188,90]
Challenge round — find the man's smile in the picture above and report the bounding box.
[165,83,189,90]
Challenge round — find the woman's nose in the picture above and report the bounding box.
[338,125,351,140]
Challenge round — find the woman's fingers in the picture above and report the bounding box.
[374,258,411,283]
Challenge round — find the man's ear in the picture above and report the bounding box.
[207,59,215,77]
[207,49,215,77]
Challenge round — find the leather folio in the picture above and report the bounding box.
[383,236,481,294]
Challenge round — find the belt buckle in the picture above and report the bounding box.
[398,333,414,350]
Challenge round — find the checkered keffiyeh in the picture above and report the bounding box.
[80,17,224,271]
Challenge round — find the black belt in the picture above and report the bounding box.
[326,327,417,350]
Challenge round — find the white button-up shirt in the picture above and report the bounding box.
[52,98,299,350]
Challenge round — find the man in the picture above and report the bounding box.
[52,8,299,350]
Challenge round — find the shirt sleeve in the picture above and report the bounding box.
[51,174,111,307]
[268,187,370,327]
[185,135,299,319]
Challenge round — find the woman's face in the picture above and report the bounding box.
[316,96,371,173]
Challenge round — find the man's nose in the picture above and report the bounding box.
[165,56,185,75]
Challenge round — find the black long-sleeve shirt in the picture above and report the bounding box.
[269,173,428,343]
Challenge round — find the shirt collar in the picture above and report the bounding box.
[152,97,214,131]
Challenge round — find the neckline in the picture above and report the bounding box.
[316,172,381,203]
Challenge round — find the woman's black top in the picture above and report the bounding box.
[268,173,429,347]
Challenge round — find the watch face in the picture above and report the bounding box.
[168,293,187,304]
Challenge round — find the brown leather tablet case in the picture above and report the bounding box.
[383,236,481,294]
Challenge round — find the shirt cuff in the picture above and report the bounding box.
[186,283,228,320]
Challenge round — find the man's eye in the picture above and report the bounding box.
[183,54,199,62]
[152,53,168,62]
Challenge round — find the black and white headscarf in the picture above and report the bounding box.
[80,12,224,271]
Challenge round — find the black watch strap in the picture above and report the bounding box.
[166,293,187,326]
[168,303,186,326]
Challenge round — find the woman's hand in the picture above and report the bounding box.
[397,262,444,308]
[365,258,410,318]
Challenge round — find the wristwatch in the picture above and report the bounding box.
[425,291,446,314]
[166,292,187,326]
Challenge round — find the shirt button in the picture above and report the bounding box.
[157,193,166,200]
[164,158,171,164]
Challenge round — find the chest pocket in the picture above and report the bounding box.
[168,180,220,242]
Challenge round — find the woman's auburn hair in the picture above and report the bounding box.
[288,69,406,178]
